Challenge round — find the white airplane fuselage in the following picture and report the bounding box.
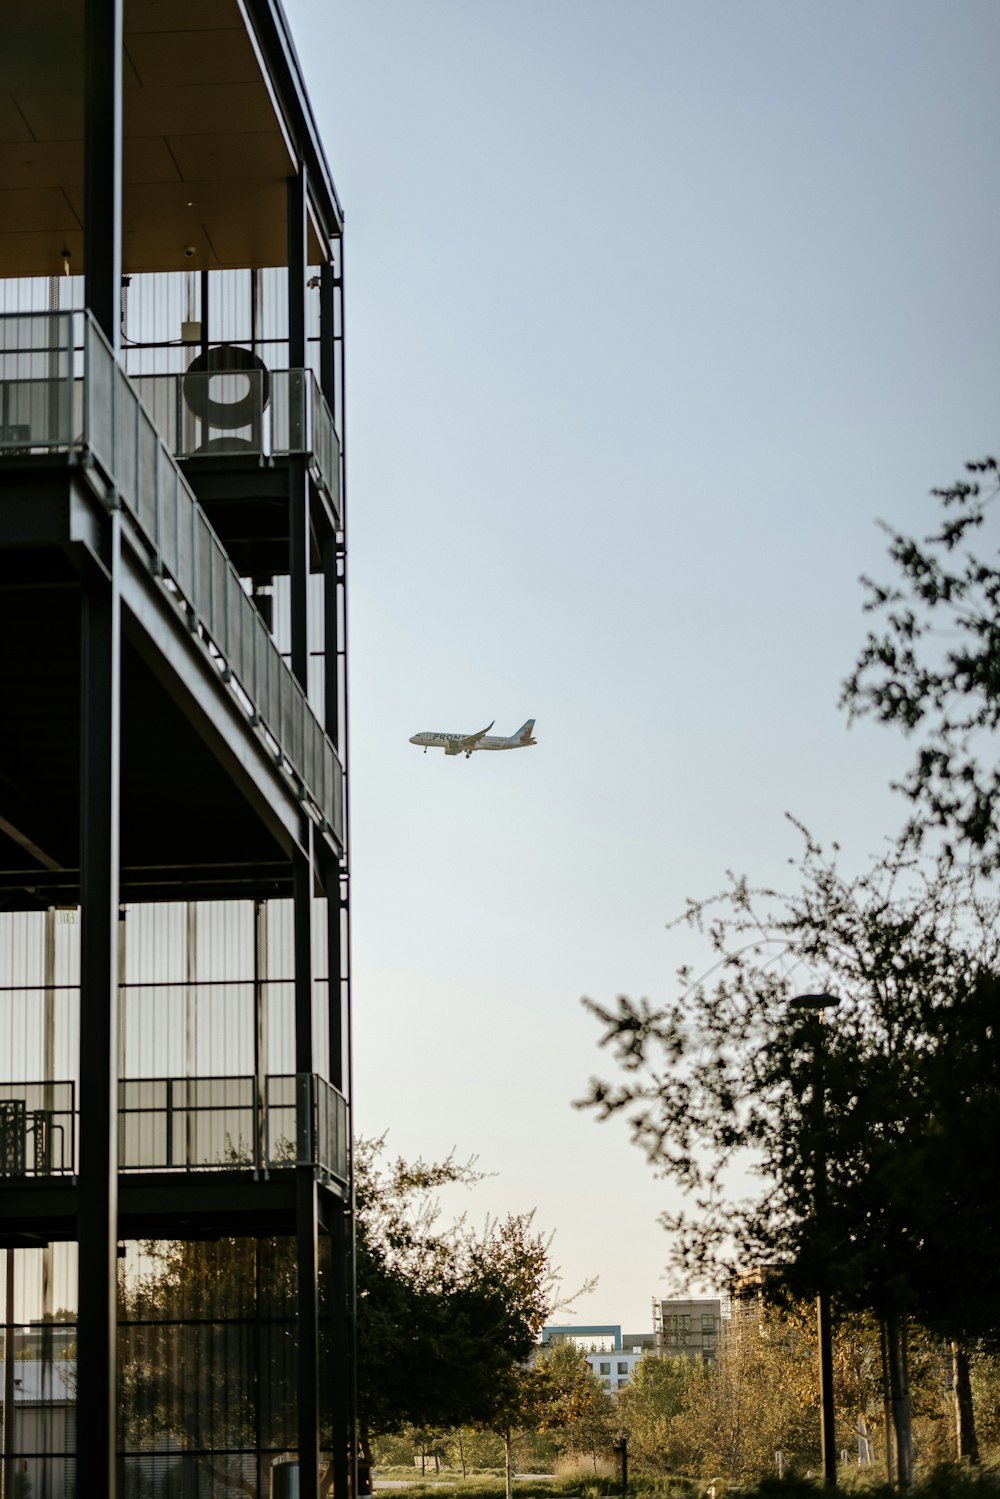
[409,719,537,758]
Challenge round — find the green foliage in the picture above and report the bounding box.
[356,1136,556,1441]
[842,455,1000,869]
[580,831,1000,1342]
[534,1343,617,1466]
[617,1353,692,1470]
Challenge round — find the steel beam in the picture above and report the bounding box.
[76,512,121,1499]
[117,539,310,856]
[84,0,123,349]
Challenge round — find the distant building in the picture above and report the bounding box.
[729,1268,789,1342]
[541,1323,622,1352]
[652,1297,723,1361]
[539,1325,655,1393]
[623,1330,656,1353]
[586,1347,645,1393]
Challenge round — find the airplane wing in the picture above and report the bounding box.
[460,721,494,750]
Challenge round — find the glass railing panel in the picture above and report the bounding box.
[137,405,159,542]
[85,320,115,477]
[262,1074,347,1183]
[0,311,75,451]
[263,1074,296,1168]
[114,366,137,516]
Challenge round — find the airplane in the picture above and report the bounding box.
[409,719,537,758]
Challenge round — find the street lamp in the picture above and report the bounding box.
[789,992,840,1489]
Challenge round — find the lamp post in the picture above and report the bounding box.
[790,992,840,1489]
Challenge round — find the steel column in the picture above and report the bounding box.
[288,168,310,687]
[289,454,310,689]
[77,516,121,1499]
[329,1206,351,1499]
[817,1290,836,1486]
[322,527,340,754]
[293,832,314,1081]
[323,846,344,1092]
[83,0,123,349]
[288,169,308,370]
[293,835,319,1499]
[319,260,336,409]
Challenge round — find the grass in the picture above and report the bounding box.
[372,1468,1000,1499]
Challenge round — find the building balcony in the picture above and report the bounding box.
[0,310,343,893]
[132,363,341,522]
[0,1073,348,1186]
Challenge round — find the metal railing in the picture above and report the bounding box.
[0,1074,348,1182]
[129,367,341,520]
[0,1081,75,1176]
[118,1075,258,1171]
[264,1073,349,1183]
[0,312,343,842]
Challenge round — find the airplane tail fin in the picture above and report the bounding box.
[515,719,536,743]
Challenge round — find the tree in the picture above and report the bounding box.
[483,1342,615,1499]
[616,1353,689,1471]
[536,1343,617,1473]
[580,830,1000,1473]
[843,454,1000,870]
[353,1137,557,1450]
[668,1316,816,1482]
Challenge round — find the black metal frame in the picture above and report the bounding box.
[0,3,355,1496]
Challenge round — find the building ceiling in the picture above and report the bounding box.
[0,0,326,277]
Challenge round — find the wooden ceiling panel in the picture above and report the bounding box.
[126,30,259,90]
[122,223,220,272]
[125,0,244,35]
[1,189,81,233]
[0,7,82,94]
[10,91,83,143]
[124,136,182,184]
[124,83,276,138]
[0,0,333,277]
[0,140,83,190]
[0,97,35,145]
[0,229,83,279]
[166,132,292,182]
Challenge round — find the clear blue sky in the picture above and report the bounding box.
[285,0,1000,1330]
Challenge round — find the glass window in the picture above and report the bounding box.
[602,1379,612,1391]
[599,1361,611,1375]
[617,1362,628,1375]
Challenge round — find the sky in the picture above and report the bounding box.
[283,0,1000,1333]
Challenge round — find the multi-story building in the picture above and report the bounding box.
[587,1348,645,1394]
[0,3,351,1497]
[652,1298,723,1362]
[541,1325,655,1393]
[541,1324,623,1352]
